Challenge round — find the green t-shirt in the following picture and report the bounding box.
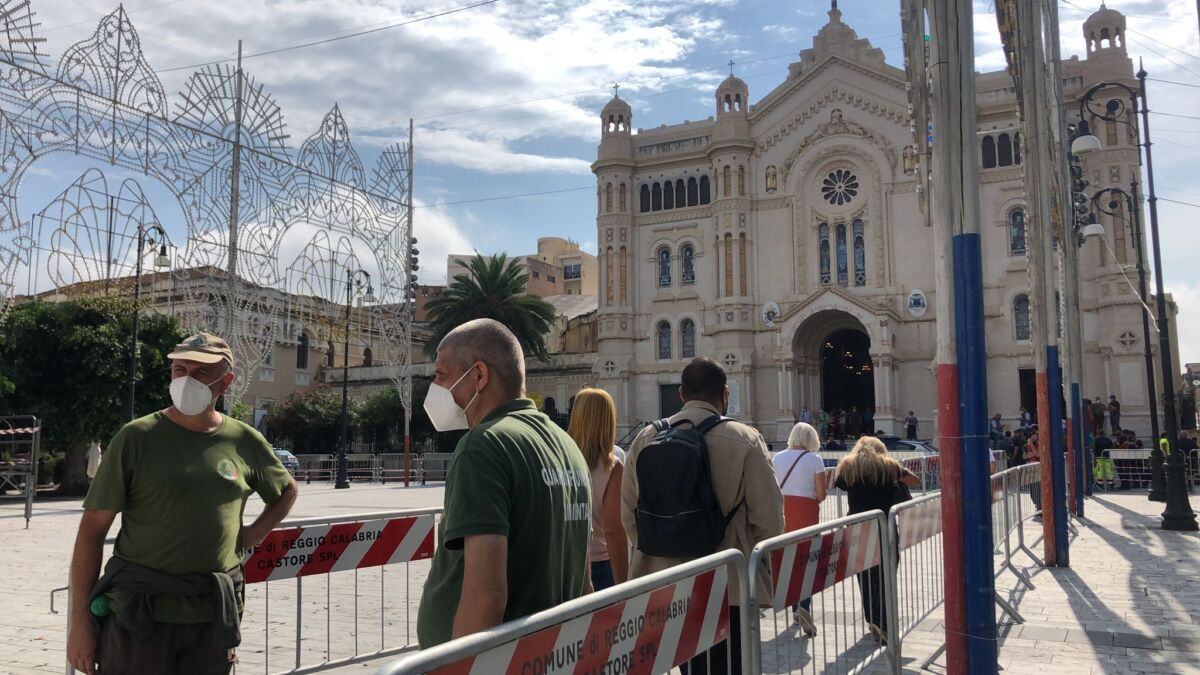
[416,399,591,648]
[83,411,292,623]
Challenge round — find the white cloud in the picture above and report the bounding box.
[412,199,471,285]
[763,24,797,39]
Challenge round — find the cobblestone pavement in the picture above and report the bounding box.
[3,485,1197,674]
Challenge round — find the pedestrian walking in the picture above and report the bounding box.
[67,332,298,675]
[832,436,919,644]
[799,406,813,424]
[904,411,918,440]
[567,387,629,592]
[417,319,591,648]
[622,357,783,675]
[817,408,831,441]
[772,422,827,636]
[1108,395,1121,435]
[847,406,862,439]
[1090,397,1106,436]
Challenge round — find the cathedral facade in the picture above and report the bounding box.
[590,5,1179,442]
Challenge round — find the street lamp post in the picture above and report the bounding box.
[1072,69,1197,530]
[1088,183,1165,500]
[128,223,171,421]
[335,268,376,490]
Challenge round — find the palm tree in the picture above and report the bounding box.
[424,253,558,361]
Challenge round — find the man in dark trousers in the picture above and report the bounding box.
[67,333,297,675]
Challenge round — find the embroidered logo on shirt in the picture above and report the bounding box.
[217,459,239,481]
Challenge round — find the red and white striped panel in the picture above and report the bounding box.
[896,499,942,550]
[768,519,881,608]
[243,514,435,584]
[0,427,39,435]
[429,567,730,675]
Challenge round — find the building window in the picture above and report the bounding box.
[532,270,540,279]
[640,184,651,213]
[724,233,734,296]
[852,219,866,286]
[663,180,675,210]
[656,321,672,360]
[548,275,555,283]
[297,332,309,370]
[619,183,626,211]
[605,182,612,212]
[818,223,831,285]
[982,136,996,169]
[1009,208,1027,256]
[605,247,614,306]
[681,244,695,285]
[362,347,373,367]
[738,233,747,296]
[699,175,711,204]
[1111,200,1127,263]
[822,169,859,206]
[687,177,698,206]
[723,165,731,197]
[680,318,696,358]
[1013,133,1022,164]
[619,246,627,304]
[657,247,672,287]
[1106,118,1118,147]
[737,165,745,196]
[1014,294,1031,341]
[998,133,1013,166]
[563,263,582,280]
[651,182,662,211]
[676,179,686,207]
[836,223,848,286]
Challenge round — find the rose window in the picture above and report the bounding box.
[821,169,859,206]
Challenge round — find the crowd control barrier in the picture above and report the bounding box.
[746,510,898,675]
[377,548,752,675]
[0,415,40,528]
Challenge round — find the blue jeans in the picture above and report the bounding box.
[591,560,615,591]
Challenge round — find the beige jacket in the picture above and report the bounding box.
[620,400,784,604]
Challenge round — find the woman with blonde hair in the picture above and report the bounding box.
[773,421,827,635]
[567,388,629,591]
[834,436,919,644]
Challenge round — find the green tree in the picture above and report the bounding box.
[261,387,353,455]
[0,298,184,494]
[424,253,558,361]
[356,380,437,453]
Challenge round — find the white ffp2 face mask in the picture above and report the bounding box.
[170,375,221,416]
[423,366,479,432]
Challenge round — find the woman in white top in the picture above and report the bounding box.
[772,422,828,634]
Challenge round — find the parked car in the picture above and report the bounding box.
[274,449,300,475]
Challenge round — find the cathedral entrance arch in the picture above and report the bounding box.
[790,309,876,430]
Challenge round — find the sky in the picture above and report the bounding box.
[21,0,1200,364]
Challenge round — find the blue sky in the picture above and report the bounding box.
[26,0,1200,363]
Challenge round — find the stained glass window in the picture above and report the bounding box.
[656,321,672,360]
[836,223,848,286]
[1014,294,1031,341]
[819,223,831,285]
[822,169,859,206]
[1009,209,1027,256]
[681,319,696,358]
[681,244,695,285]
[852,219,866,286]
[657,247,671,287]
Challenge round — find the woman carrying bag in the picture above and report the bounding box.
[833,436,919,644]
[772,422,827,636]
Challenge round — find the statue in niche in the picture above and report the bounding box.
[765,165,778,193]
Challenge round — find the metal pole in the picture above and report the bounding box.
[336,269,352,490]
[128,226,144,421]
[403,118,414,488]
[1125,181,1166,501]
[225,41,244,395]
[1137,68,1198,531]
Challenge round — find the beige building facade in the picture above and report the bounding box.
[591,5,1179,442]
[447,237,597,298]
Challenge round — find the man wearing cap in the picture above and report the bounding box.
[67,332,298,675]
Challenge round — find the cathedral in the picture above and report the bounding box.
[590,4,1179,443]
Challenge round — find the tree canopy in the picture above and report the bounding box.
[424,253,558,361]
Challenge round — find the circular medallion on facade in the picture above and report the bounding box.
[761,301,781,328]
[906,289,928,318]
[821,169,859,206]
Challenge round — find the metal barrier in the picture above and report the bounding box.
[294,453,455,485]
[0,415,41,528]
[747,510,898,675]
[378,548,752,675]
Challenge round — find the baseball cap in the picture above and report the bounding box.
[167,332,234,366]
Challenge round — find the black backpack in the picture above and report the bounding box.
[634,414,737,558]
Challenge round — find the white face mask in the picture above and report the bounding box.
[424,366,479,432]
[170,375,221,416]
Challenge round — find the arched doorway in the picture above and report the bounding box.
[791,309,876,421]
[820,328,875,413]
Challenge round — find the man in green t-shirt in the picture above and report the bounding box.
[417,319,591,648]
[66,333,297,675]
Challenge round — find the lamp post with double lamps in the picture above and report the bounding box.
[1072,68,1197,530]
[1087,183,1165,501]
[335,268,376,490]
[128,223,171,420]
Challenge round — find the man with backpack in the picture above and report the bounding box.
[621,357,783,674]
